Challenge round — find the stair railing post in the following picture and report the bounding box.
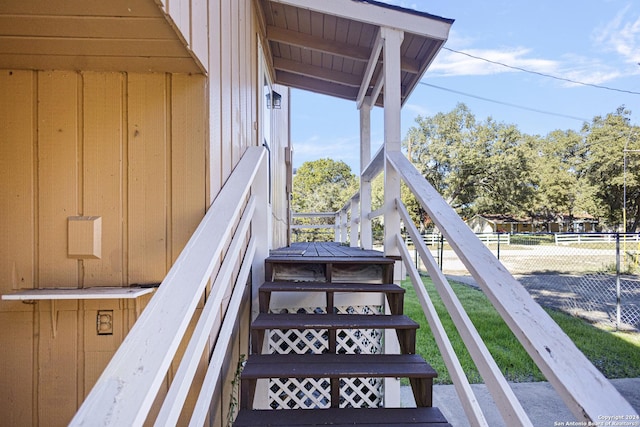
[360,99,373,249]
[251,147,271,410]
[381,25,405,408]
[381,26,403,263]
[340,209,348,243]
[350,197,359,247]
[252,147,270,321]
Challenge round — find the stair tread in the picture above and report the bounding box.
[233,407,451,426]
[266,256,396,264]
[260,281,405,293]
[241,353,437,379]
[252,313,419,330]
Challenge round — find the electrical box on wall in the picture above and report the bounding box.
[68,216,102,259]
[97,310,113,335]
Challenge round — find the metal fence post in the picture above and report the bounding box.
[616,232,621,330]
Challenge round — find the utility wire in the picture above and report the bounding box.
[419,82,591,122]
[443,47,640,96]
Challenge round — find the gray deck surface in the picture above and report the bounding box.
[270,241,386,258]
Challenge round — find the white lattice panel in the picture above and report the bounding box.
[269,378,331,409]
[267,305,385,409]
[340,378,384,408]
[336,305,383,355]
[270,327,328,354]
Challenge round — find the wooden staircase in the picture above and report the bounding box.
[234,243,451,426]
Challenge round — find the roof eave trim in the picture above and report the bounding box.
[269,0,453,40]
[352,0,454,24]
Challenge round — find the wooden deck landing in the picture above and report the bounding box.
[270,242,384,261]
[269,242,385,258]
[266,242,393,283]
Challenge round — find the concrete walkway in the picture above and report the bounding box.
[402,378,640,426]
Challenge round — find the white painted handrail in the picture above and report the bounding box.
[362,144,384,182]
[397,202,531,426]
[290,224,335,229]
[395,234,489,427]
[290,212,341,242]
[154,198,256,426]
[386,151,637,423]
[291,208,357,244]
[292,212,337,218]
[189,236,256,426]
[71,147,266,426]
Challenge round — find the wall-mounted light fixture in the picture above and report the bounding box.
[266,90,282,109]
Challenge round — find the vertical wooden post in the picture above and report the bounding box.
[350,197,359,247]
[360,100,373,249]
[251,148,270,410]
[251,147,270,322]
[381,26,404,407]
[382,27,403,260]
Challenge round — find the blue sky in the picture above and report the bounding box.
[291,0,640,174]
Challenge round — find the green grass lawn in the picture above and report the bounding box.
[401,276,640,384]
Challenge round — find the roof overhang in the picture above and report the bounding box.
[0,0,204,74]
[259,0,454,107]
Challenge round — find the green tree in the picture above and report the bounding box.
[405,103,484,213]
[581,107,640,231]
[292,158,357,240]
[404,103,535,218]
[471,119,537,216]
[293,158,357,212]
[529,129,589,228]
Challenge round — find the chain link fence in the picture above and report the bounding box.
[410,232,640,331]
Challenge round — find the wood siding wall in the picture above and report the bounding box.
[0,69,206,426]
[0,1,287,425]
[270,84,292,249]
[208,0,259,202]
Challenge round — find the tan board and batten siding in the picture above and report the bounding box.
[0,0,288,425]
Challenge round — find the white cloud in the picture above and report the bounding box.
[428,45,628,87]
[556,54,623,86]
[430,47,559,77]
[593,6,640,64]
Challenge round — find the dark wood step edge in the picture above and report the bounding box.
[240,354,437,409]
[251,313,418,356]
[259,281,405,315]
[233,407,451,426]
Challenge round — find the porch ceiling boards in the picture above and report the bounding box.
[259,0,453,107]
[0,0,203,73]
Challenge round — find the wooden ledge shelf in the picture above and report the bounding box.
[1,286,155,301]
